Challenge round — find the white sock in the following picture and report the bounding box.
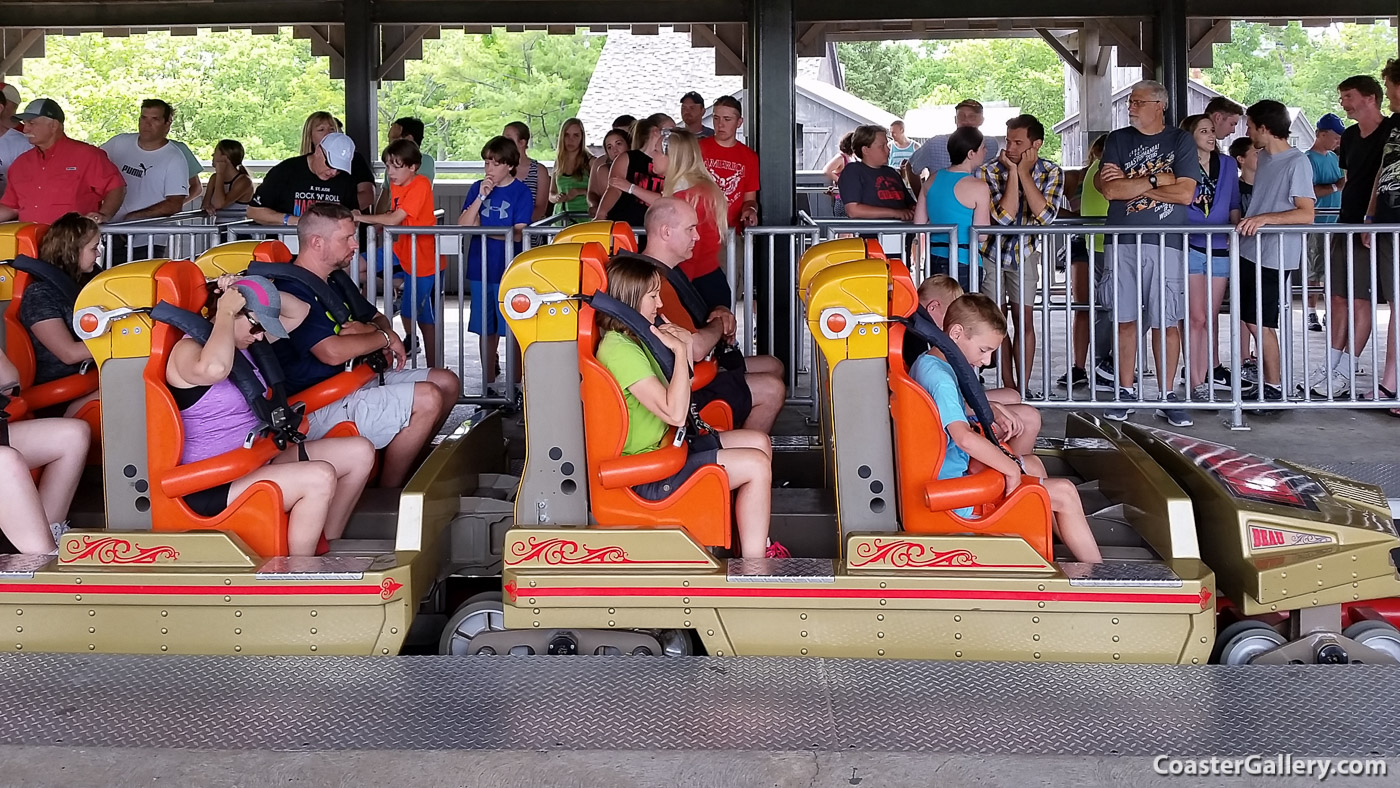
[1326,347,1345,371]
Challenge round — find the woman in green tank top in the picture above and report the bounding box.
[549,118,593,217]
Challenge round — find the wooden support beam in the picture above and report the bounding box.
[295,24,345,75]
[1100,19,1154,71]
[1036,27,1082,73]
[377,24,432,80]
[692,23,745,76]
[1187,20,1231,67]
[796,22,828,57]
[0,30,44,78]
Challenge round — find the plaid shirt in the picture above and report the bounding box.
[978,157,1064,266]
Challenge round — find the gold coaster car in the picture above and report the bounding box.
[476,240,1218,662]
[0,257,510,655]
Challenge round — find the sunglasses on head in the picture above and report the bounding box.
[660,127,674,154]
[238,310,265,337]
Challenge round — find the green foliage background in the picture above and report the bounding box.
[9,28,601,162]
[7,22,1395,168]
[838,22,1398,163]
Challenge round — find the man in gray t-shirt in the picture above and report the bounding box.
[1093,80,1198,425]
[1236,100,1316,400]
[908,99,1001,180]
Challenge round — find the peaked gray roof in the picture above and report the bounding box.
[577,29,743,145]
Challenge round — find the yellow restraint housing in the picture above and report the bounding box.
[806,258,892,365]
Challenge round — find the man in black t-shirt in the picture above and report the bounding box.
[247,132,361,227]
[1307,75,1399,397]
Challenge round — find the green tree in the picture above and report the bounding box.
[1202,22,1397,124]
[378,30,603,161]
[15,29,342,159]
[12,27,602,163]
[836,42,923,116]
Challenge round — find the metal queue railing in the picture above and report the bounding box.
[99,211,223,268]
[88,213,1400,425]
[796,217,1400,428]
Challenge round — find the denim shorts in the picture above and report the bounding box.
[1188,247,1230,278]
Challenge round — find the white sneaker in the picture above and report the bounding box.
[49,521,70,549]
[1313,369,1352,397]
[1301,362,1333,393]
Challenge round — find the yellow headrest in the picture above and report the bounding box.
[74,259,172,363]
[806,258,892,364]
[553,221,638,254]
[798,238,879,303]
[0,222,41,263]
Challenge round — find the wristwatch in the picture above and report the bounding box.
[1147,173,1159,188]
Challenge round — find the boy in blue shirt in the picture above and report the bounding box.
[458,135,534,386]
[911,294,1102,563]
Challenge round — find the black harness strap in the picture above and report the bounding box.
[248,262,388,373]
[329,269,380,324]
[587,290,678,379]
[13,255,81,305]
[246,261,354,325]
[584,290,713,439]
[662,264,712,329]
[662,263,746,370]
[898,309,1021,469]
[151,302,306,450]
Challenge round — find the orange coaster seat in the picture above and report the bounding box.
[576,250,732,550]
[143,260,291,556]
[1,223,102,459]
[885,265,1054,561]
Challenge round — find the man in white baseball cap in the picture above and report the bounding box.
[247,130,362,227]
[0,83,21,129]
[0,82,32,194]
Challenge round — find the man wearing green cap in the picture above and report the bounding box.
[0,98,125,225]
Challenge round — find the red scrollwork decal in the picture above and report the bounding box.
[380,578,403,600]
[506,537,631,566]
[848,539,1037,569]
[63,535,179,565]
[1199,586,1213,611]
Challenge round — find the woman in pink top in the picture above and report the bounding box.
[165,275,375,555]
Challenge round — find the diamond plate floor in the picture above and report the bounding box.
[3,654,1400,756]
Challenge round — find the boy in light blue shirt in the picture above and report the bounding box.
[910,293,1103,562]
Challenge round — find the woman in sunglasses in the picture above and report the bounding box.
[164,275,375,556]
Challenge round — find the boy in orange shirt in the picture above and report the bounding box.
[357,138,440,363]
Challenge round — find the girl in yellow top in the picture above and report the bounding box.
[595,255,784,559]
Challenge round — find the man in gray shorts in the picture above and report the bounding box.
[978,113,1064,391]
[272,203,460,487]
[1093,80,1198,426]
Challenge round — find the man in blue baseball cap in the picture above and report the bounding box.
[1304,112,1347,331]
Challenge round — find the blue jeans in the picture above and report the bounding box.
[1188,247,1230,278]
[368,249,439,325]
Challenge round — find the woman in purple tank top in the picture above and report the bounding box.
[164,276,375,556]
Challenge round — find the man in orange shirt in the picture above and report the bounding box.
[356,139,439,363]
[0,99,125,224]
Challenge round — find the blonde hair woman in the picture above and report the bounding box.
[549,118,593,217]
[660,129,728,281]
[298,111,373,210]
